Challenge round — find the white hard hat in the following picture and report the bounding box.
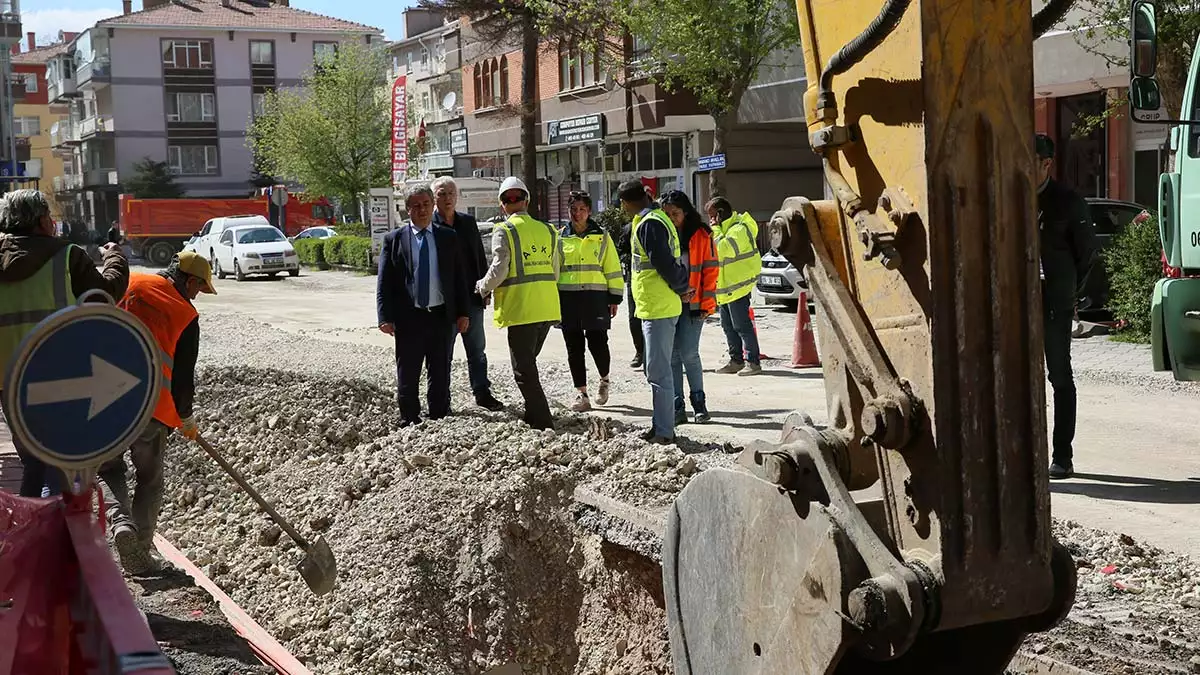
[498,176,529,201]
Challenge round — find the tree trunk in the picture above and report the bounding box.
[708,111,736,198]
[520,11,540,218]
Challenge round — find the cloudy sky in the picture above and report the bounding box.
[21,0,412,45]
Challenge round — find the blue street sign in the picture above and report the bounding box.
[697,153,726,172]
[3,304,161,470]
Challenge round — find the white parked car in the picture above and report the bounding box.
[211,225,300,281]
[756,250,811,310]
[292,226,338,241]
[181,234,201,255]
[195,215,273,264]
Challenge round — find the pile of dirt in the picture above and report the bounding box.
[158,367,689,674]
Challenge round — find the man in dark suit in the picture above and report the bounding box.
[431,176,505,411]
[377,183,471,427]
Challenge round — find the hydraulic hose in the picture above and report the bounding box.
[1032,0,1076,39]
[817,0,913,112]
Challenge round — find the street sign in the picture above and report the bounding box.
[3,302,161,471]
[271,185,290,206]
[368,188,396,256]
[697,153,726,172]
[450,128,468,156]
[547,114,606,146]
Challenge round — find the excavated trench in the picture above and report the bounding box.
[152,367,1200,675]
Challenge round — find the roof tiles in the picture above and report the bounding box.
[96,0,380,34]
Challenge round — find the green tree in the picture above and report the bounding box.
[248,39,390,217]
[123,157,185,199]
[407,91,424,179]
[616,0,799,195]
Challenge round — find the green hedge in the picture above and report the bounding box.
[1104,213,1161,341]
[323,235,374,271]
[335,222,368,238]
[293,238,326,266]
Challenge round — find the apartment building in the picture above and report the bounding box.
[0,0,24,189]
[13,33,72,217]
[47,0,381,229]
[388,9,469,181]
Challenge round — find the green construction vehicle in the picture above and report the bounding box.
[1128,0,1200,381]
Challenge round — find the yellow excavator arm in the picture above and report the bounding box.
[662,1,1079,672]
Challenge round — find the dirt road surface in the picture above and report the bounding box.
[184,266,1200,561]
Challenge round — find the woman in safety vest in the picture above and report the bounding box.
[661,191,716,424]
[557,191,624,411]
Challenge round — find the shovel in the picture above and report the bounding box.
[192,433,337,596]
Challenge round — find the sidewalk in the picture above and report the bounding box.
[0,419,21,493]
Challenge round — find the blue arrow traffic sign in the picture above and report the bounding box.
[3,304,161,470]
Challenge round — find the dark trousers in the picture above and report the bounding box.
[458,303,492,398]
[1044,305,1076,465]
[627,284,644,357]
[98,420,169,545]
[508,321,554,430]
[5,409,61,497]
[395,307,456,423]
[562,327,611,388]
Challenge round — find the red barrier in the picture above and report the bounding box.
[0,487,175,675]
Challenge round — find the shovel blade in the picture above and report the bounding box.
[296,536,337,596]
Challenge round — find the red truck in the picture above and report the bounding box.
[119,192,335,266]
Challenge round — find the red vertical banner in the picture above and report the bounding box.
[391,76,408,186]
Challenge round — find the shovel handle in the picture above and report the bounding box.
[192,434,312,550]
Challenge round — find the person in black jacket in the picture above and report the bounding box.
[431,177,505,412]
[1035,134,1097,480]
[616,219,645,367]
[377,183,472,427]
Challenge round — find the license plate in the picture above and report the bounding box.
[262,259,284,267]
[760,276,786,288]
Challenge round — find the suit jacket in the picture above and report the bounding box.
[433,209,487,307]
[376,223,471,325]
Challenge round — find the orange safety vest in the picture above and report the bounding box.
[118,274,198,429]
[687,228,719,316]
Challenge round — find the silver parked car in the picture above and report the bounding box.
[757,250,811,310]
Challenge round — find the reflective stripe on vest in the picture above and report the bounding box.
[559,230,612,293]
[631,209,682,320]
[119,274,198,429]
[715,212,761,305]
[493,215,562,328]
[0,245,75,379]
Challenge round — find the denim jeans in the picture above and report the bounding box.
[672,313,705,409]
[458,303,492,398]
[642,315,679,438]
[3,412,60,497]
[718,294,760,365]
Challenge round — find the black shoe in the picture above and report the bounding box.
[639,428,673,444]
[1049,462,1074,480]
[675,409,688,426]
[399,418,421,428]
[476,393,505,411]
[630,354,644,368]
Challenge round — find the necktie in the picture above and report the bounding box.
[416,228,430,308]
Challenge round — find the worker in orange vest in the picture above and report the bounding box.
[99,251,215,575]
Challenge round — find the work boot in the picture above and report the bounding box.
[476,392,505,412]
[738,363,763,377]
[674,403,688,427]
[1049,462,1074,480]
[630,354,644,369]
[595,376,611,406]
[717,360,744,374]
[639,428,673,445]
[571,392,592,412]
[691,392,711,424]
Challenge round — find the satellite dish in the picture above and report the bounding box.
[442,91,457,111]
[549,165,567,188]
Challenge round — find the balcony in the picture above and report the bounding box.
[424,104,463,125]
[410,57,448,81]
[79,116,114,139]
[76,56,112,89]
[0,1,19,42]
[84,168,119,188]
[53,174,84,193]
[47,71,77,102]
[418,151,454,174]
[50,121,81,147]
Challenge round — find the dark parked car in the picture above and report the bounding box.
[1078,198,1154,315]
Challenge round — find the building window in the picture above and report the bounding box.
[559,44,599,91]
[13,117,40,136]
[631,34,652,63]
[472,57,506,110]
[473,65,482,108]
[168,145,219,175]
[252,92,267,118]
[162,39,214,69]
[406,51,413,73]
[421,48,429,66]
[250,40,274,65]
[314,42,338,64]
[20,73,37,93]
[166,92,216,123]
[499,56,509,102]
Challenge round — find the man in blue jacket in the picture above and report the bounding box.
[377,183,471,427]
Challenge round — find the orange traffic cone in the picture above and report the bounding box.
[789,292,820,368]
[745,306,768,361]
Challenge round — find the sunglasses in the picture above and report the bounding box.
[500,192,526,205]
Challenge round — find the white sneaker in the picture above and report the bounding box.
[595,377,610,405]
[571,392,592,412]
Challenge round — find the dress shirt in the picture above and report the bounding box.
[409,222,444,308]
